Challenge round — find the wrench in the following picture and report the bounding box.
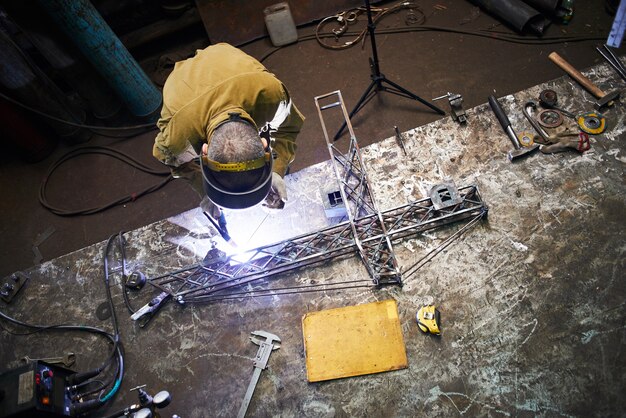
[22,352,76,367]
[522,101,552,144]
[237,331,281,418]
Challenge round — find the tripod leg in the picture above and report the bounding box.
[333,80,379,140]
[381,78,445,115]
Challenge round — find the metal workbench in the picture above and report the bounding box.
[1,59,625,417]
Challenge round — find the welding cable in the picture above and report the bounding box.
[39,146,173,216]
[0,232,124,415]
[0,314,119,392]
[64,233,128,413]
[97,233,126,405]
[115,231,138,315]
[0,90,157,137]
[118,232,138,314]
[58,233,126,410]
[0,309,122,400]
[402,210,486,280]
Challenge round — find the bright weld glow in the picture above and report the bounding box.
[167,196,332,264]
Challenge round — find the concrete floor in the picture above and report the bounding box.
[1,1,625,417]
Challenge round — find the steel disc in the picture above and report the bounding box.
[538,109,564,128]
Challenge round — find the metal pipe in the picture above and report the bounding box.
[468,0,547,34]
[38,0,162,118]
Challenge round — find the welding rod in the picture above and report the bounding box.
[203,211,237,247]
[596,45,626,81]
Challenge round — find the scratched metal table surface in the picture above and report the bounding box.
[1,60,625,417]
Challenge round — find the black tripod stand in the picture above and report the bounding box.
[334,0,445,140]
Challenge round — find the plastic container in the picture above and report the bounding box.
[264,2,298,47]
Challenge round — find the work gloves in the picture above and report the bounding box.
[262,172,287,210]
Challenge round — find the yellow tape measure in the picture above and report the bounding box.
[416,305,441,335]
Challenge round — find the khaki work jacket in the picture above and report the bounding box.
[153,43,304,186]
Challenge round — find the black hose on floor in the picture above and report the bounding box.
[39,146,173,216]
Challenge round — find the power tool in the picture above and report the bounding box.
[416,305,441,335]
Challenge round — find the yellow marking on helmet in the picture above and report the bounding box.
[202,153,270,172]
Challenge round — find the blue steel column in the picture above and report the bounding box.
[38,0,162,118]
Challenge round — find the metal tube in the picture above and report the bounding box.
[38,0,162,118]
[469,0,546,34]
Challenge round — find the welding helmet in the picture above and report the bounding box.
[201,113,273,209]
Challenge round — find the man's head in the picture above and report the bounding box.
[201,118,273,209]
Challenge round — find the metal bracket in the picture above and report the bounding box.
[0,272,29,303]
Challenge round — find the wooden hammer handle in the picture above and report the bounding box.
[549,52,606,98]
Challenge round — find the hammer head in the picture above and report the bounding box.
[250,330,281,347]
[595,90,620,110]
[508,144,540,162]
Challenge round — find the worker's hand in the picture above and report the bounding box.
[262,172,287,210]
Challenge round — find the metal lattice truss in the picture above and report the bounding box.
[315,90,401,286]
[134,90,487,316]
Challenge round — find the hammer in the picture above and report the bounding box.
[548,52,620,111]
[488,95,539,161]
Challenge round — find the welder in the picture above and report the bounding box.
[153,43,304,226]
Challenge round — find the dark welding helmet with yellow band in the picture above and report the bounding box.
[200,113,274,209]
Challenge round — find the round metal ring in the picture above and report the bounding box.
[537,109,564,128]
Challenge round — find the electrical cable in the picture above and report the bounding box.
[0,232,128,414]
[0,90,157,133]
[39,145,173,216]
[97,233,125,404]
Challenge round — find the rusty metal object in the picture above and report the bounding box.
[537,109,564,128]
